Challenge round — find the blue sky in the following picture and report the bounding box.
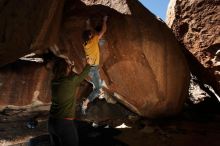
[139,0,170,20]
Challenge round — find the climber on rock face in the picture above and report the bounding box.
[81,15,108,115]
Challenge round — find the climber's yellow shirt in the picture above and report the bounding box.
[83,34,100,66]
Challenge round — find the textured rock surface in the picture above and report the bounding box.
[0,0,64,66]
[167,0,220,96]
[0,0,190,118]
[0,61,52,105]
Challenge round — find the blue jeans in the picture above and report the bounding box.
[87,66,102,102]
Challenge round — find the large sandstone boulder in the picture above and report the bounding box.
[0,0,64,66]
[0,0,190,118]
[167,0,220,96]
[0,61,52,105]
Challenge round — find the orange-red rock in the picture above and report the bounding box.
[0,0,190,118]
[0,0,64,66]
[167,0,220,96]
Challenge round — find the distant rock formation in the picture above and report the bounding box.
[167,0,220,97]
[0,0,190,118]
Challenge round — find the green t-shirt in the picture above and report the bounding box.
[50,65,91,119]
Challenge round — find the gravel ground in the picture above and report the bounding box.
[0,98,220,146]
